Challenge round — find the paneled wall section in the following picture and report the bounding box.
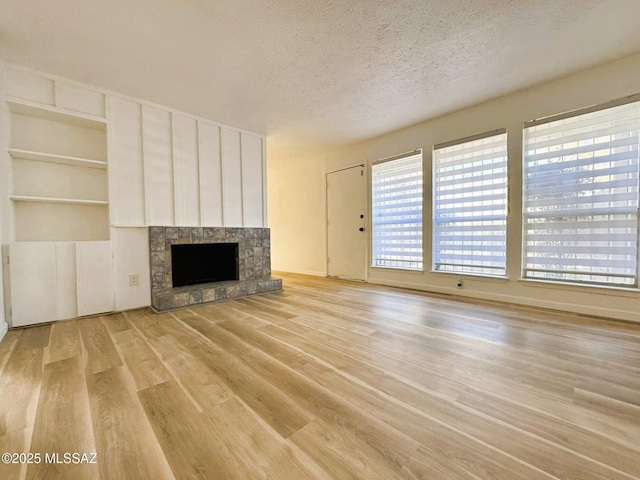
[107,97,266,228]
[1,62,269,328]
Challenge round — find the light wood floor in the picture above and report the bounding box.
[1,273,639,479]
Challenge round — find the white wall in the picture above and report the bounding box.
[111,227,150,311]
[105,94,267,308]
[268,52,640,322]
[106,96,267,229]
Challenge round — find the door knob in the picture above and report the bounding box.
[359,227,364,232]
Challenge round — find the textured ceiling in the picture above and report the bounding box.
[1,0,640,161]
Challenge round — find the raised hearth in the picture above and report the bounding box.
[149,226,282,312]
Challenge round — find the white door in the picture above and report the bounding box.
[326,165,366,280]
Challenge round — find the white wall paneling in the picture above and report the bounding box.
[8,242,58,327]
[107,96,266,230]
[55,82,105,117]
[108,97,145,226]
[76,241,114,316]
[198,121,223,226]
[241,134,264,227]
[111,227,151,311]
[142,105,174,225]
[1,62,269,328]
[172,114,200,226]
[262,137,268,226]
[221,128,243,226]
[5,67,106,119]
[5,68,55,106]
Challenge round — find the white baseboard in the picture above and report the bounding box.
[367,278,640,323]
[273,268,326,277]
[0,321,8,343]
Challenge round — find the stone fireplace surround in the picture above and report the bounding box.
[149,226,282,312]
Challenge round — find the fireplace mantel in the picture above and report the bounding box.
[148,226,282,312]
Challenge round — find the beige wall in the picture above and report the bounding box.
[268,157,326,276]
[268,52,640,322]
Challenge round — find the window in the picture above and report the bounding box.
[371,152,423,270]
[522,98,640,287]
[433,130,508,276]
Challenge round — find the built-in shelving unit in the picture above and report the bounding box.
[7,94,109,242]
[3,66,115,327]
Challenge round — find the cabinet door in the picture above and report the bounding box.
[76,241,114,316]
[56,242,78,320]
[9,242,58,327]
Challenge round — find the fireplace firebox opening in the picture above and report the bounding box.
[171,243,239,287]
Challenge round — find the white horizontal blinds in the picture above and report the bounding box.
[433,131,508,275]
[523,101,640,286]
[371,153,423,270]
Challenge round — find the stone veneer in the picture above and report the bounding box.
[149,226,282,312]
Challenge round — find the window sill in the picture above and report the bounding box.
[429,270,509,283]
[370,266,424,275]
[517,278,640,297]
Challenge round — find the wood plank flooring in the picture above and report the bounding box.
[1,272,639,479]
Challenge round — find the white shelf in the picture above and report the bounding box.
[10,195,108,206]
[6,96,106,130]
[8,148,107,169]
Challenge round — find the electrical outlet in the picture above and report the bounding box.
[129,274,139,286]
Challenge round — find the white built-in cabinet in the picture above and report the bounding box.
[8,241,113,327]
[3,66,113,326]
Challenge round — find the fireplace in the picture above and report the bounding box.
[149,226,282,312]
[171,243,239,287]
